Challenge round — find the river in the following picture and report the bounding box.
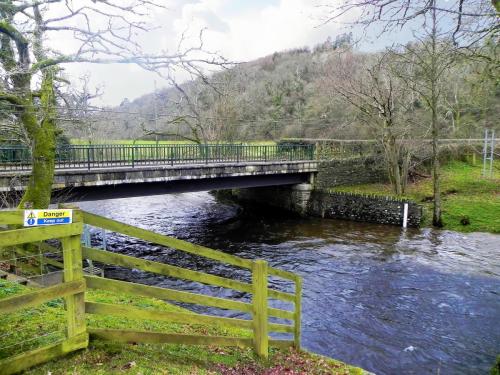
[79,192,500,375]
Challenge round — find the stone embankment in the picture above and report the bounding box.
[231,156,423,227]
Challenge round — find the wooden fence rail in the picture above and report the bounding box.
[78,209,301,352]
[0,208,302,374]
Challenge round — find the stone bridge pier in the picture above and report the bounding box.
[231,156,388,216]
[234,183,314,216]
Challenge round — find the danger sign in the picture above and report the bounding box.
[24,209,73,227]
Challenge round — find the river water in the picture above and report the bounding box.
[79,192,500,375]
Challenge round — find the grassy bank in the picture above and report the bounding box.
[0,279,363,374]
[330,160,500,233]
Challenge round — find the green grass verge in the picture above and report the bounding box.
[330,160,500,233]
[0,279,363,374]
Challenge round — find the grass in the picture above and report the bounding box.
[330,160,500,233]
[0,279,364,374]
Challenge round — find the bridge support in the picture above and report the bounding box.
[233,182,314,217]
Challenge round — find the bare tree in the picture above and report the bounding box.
[57,74,103,143]
[322,50,420,195]
[320,0,498,226]
[143,72,241,144]
[321,0,499,46]
[0,0,227,208]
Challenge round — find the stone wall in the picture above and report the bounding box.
[314,156,387,190]
[233,187,422,227]
[308,191,422,227]
[222,156,423,227]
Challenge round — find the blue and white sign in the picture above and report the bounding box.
[24,209,73,227]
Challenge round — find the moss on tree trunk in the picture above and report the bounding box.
[18,71,57,209]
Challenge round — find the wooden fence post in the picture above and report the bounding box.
[61,209,88,349]
[294,276,302,349]
[252,260,268,358]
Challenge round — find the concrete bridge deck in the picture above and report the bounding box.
[0,160,318,201]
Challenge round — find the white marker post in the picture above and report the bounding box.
[403,203,409,228]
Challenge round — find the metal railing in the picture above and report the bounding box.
[0,144,315,171]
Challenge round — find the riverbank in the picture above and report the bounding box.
[0,279,364,374]
[71,195,500,373]
[330,161,500,233]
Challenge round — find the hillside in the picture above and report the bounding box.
[64,40,499,143]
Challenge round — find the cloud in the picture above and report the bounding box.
[55,0,349,106]
[173,0,347,62]
[185,7,230,33]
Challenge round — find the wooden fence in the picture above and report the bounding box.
[0,210,87,374]
[0,208,302,374]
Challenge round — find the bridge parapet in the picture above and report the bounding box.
[0,143,315,172]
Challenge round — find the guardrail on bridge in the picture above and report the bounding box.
[0,144,315,171]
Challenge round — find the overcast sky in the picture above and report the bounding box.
[60,0,409,106]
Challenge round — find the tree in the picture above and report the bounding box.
[0,0,226,208]
[58,74,103,143]
[321,0,498,227]
[403,5,455,226]
[140,78,231,144]
[322,50,419,195]
[321,1,498,45]
[442,41,500,137]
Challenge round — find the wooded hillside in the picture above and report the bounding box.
[68,38,498,143]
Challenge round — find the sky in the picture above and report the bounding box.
[57,0,411,106]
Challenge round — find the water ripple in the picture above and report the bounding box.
[79,193,500,375]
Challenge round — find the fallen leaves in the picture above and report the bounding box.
[214,348,352,375]
[122,361,137,370]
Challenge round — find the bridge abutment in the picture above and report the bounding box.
[229,157,387,217]
[231,182,314,217]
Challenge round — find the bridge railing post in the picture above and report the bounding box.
[131,146,135,168]
[86,147,91,171]
[309,144,315,160]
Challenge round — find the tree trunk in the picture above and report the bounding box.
[392,151,402,196]
[401,151,410,194]
[431,106,443,227]
[18,72,57,209]
[383,137,403,196]
[430,0,443,227]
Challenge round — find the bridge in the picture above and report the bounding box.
[0,143,318,201]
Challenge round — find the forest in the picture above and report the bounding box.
[68,35,498,144]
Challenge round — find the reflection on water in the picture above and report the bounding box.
[79,192,500,375]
